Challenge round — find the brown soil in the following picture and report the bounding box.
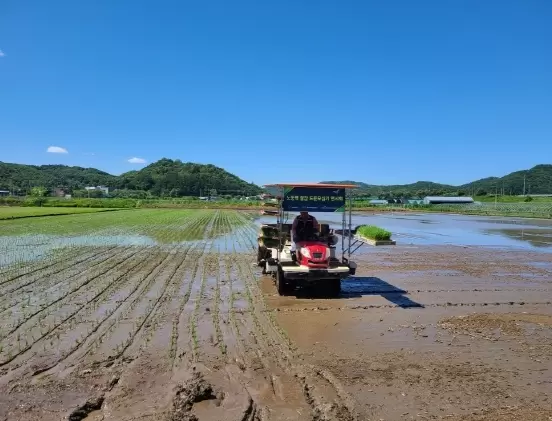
[1,222,552,420]
[269,246,552,420]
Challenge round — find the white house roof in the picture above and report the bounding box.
[424,196,474,202]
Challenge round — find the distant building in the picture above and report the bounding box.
[423,196,474,205]
[0,190,9,197]
[369,199,389,205]
[53,188,67,197]
[85,186,109,195]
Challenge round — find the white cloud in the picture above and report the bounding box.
[128,157,146,164]
[0,50,5,57]
[47,146,68,154]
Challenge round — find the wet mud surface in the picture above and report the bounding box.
[269,246,552,420]
[1,211,551,420]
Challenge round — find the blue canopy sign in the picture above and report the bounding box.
[282,187,345,212]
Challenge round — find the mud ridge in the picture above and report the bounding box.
[167,371,222,421]
[67,394,105,421]
[270,300,552,312]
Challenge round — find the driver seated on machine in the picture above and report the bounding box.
[290,211,319,259]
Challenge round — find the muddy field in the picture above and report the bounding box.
[0,210,551,420]
[269,245,552,421]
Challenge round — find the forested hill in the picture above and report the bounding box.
[0,163,117,192]
[324,165,552,197]
[0,159,261,197]
[117,158,260,196]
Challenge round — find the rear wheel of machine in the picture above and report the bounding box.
[257,246,268,274]
[276,267,292,296]
[329,278,341,297]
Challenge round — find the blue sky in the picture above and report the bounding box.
[1,0,551,186]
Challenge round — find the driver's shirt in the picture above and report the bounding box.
[291,215,319,237]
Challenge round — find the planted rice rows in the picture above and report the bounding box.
[1,209,361,421]
[0,247,143,342]
[0,249,153,367]
[0,210,260,377]
[50,250,176,370]
[0,246,128,317]
[5,209,353,419]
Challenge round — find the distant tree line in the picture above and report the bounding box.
[327,164,552,197]
[2,160,552,199]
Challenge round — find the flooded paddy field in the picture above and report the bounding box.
[0,209,551,420]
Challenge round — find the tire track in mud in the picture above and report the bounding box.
[271,300,552,311]
[0,249,153,369]
[231,223,363,420]
[339,287,552,296]
[160,213,284,421]
[162,214,357,420]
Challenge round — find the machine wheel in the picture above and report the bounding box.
[257,246,265,266]
[328,278,341,297]
[276,267,293,296]
[257,246,268,274]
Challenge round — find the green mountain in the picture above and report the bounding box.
[117,158,260,196]
[0,159,261,197]
[460,165,552,195]
[2,160,550,199]
[324,164,552,197]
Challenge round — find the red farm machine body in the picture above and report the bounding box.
[257,183,358,297]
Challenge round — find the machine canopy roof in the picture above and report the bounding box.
[264,184,352,212]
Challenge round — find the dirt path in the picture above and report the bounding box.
[1,211,551,420]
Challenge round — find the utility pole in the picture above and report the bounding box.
[523,174,526,196]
